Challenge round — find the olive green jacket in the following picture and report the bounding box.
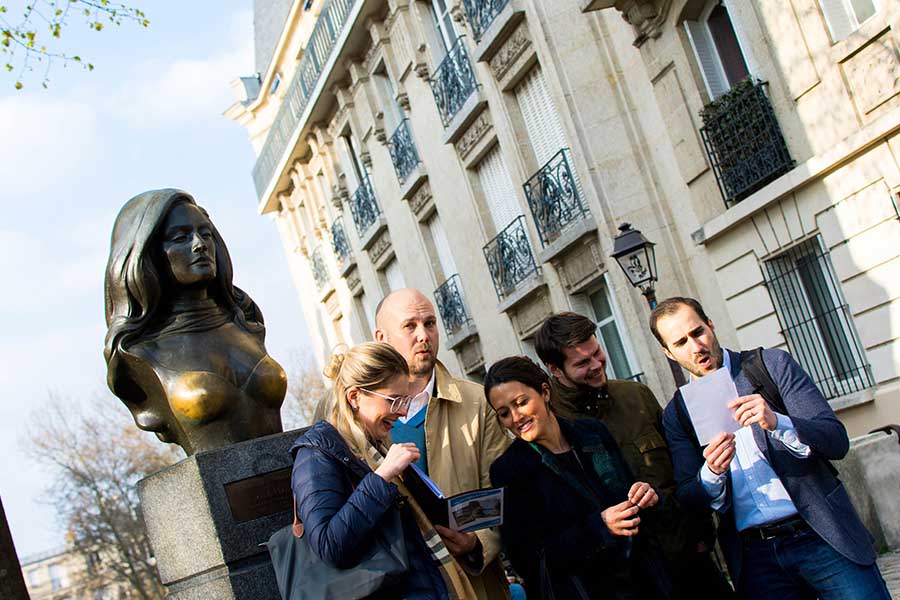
[550,377,716,558]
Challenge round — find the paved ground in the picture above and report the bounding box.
[879,550,900,599]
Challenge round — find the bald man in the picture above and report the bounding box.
[314,289,510,599]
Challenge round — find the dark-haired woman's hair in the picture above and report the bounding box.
[483,355,550,404]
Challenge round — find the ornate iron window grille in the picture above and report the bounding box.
[311,247,330,291]
[434,274,473,337]
[429,36,478,127]
[387,118,421,184]
[523,147,589,246]
[330,218,352,264]
[699,79,794,207]
[348,176,381,237]
[462,0,510,42]
[482,216,539,301]
[762,235,873,399]
[251,0,356,197]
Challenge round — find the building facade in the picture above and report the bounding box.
[21,547,133,600]
[228,0,900,436]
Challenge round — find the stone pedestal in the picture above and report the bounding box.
[139,430,304,599]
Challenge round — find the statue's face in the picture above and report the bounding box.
[159,203,217,286]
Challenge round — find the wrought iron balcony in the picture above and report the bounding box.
[348,176,381,237]
[483,216,539,301]
[311,247,330,291]
[462,0,510,42]
[523,148,589,246]
[434,274,474,338]
[387,119,421,185]
[251,0,356,198]
[699,79,794,207]
[429,37,478,127]
[330,218,352,264]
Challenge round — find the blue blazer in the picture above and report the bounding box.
[662,348,875,583]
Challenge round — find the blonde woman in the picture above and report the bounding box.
[290,342,473,600]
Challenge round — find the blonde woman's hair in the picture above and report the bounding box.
[323,342,409,468]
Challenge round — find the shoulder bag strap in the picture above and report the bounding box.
[740,348,787,415]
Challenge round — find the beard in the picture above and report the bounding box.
[410,353,436,376]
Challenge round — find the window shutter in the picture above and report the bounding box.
[476,144,521,232]
[514,66,568,168]
[384,259,406,292]
[685,19,729,98]
[819,0,855,41]
[337,136,361,192]
[427,213,457,280]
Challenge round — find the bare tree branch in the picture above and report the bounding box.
[23,393,181,598]
[281,347,331,430]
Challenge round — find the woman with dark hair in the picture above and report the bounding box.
[486,356,671,600]
[104,188,286,454]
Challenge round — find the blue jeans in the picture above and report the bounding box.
[740,527,890,599]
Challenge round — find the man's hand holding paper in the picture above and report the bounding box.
[680,367,741,445]
[729,393,777,431]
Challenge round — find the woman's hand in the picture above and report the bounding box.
[375,443,420,481]
[600,500,641,536]
[627,482,658,509]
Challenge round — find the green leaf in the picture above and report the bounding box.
[94,22,103,31]
[15,80,22,89]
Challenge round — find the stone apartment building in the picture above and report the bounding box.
[21,547,131,600]
[227,0,900,437]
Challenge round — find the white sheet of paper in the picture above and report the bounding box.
[680,367,741,445]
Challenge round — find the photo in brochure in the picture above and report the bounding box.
[402,463,504,533]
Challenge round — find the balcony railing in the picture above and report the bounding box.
[462,0,510,43]
[699,79,794,207]
[311,247,330,291]
[483,216,539,301]
[348,177,381,237]
[523,148,589,246]
[251,0,357,198]
[387,118,421,185]
[330,218,352,264]
[434,274,474,338]
[429,36,478,127]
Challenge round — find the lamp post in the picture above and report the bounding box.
[611,223,687,388]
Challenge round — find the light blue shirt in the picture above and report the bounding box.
[698,350,811,531]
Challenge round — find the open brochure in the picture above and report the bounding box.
[401,463,504,533]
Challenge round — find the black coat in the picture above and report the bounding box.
[290,420,448,600]
[490,417,672,600]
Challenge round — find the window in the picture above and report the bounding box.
[426,213,458,282]
[763,236,873,399]
[429,0,459,53]
[514,66,569,169]
[373,66,404,133]
[48,563,66,591]
[819,0,877,41]
[383,258,406,292]
[26,568,41,587]
[338,133,366,192]
[685,1,750,99]
[356,292,377,339]
[476,144,521,233]
[571,280,641,381]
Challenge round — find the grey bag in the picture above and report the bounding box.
[265,495,410,600]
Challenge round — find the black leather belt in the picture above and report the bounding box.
[740,515,810,543]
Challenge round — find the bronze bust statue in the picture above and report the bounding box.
[104,189,287,455]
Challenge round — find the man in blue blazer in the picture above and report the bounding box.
[651,296,889,599]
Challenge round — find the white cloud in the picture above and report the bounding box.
[0,94,99,196]
[107,9,254,128]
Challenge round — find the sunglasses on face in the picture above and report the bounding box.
[359,388,429,415]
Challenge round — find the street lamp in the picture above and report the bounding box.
[611,222,686,387]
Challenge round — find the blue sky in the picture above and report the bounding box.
[0,1,310,557]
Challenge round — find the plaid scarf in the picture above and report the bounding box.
[365,443,476,600]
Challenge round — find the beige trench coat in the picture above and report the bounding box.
[426,361,511,600]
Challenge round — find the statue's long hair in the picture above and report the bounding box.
[103,189,264,393]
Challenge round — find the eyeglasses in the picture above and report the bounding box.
[359,388,429,415]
